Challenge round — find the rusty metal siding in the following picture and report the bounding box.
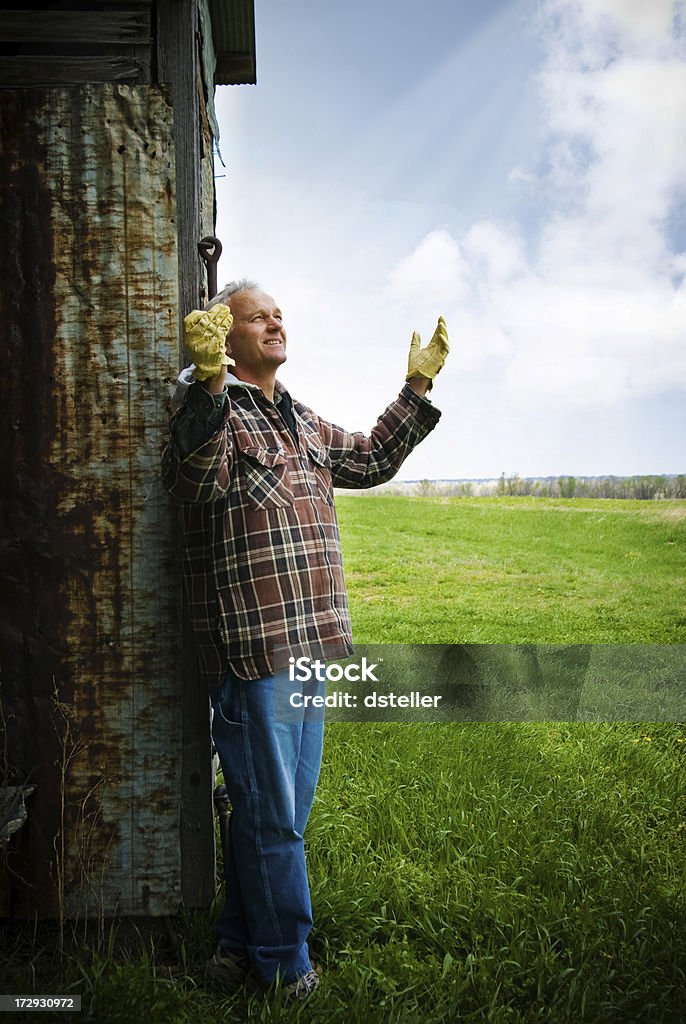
[0,84,192,917]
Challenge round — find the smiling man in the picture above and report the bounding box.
[162,278,448,1000]
[209,287,287,397]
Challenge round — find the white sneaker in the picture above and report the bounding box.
[282,965,321,1001]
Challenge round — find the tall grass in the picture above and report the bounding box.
[2,497,684,1022]
[308,720,686,1023]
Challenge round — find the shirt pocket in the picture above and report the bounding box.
[240,445,294,511]
[306,442,335,506]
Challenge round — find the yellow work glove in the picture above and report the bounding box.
[406,316,449,390]
[183,304,235,381]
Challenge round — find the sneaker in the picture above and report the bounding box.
[282,965,321,1001]
[207,945,251,992]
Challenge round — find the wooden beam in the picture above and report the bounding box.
[0,57,148,86]
[156,0,202,321]
[0,11,152,45]
[156,0,215,911]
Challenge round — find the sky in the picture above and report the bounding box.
[213,0,686,480]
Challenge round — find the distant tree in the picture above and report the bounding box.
[670,475,686,498]
[631,475,666,500]
[498,472,528,496]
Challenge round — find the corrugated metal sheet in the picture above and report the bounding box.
[198,0,222,143]
[0,84,192,917]
[209,0,256,84]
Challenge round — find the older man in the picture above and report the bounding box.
[162,279,448,999]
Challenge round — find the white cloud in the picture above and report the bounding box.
[463,222,528,283]
[577,0,676,45]
[387,0,686,411]
[387,229,468,305]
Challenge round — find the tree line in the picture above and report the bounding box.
[401,474,686,499]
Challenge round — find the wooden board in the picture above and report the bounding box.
[0,57,148,86]
[0,10,152,45]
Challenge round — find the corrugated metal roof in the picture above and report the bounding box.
[209,0,256,85]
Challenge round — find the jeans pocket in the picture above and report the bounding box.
[211,676,243,727]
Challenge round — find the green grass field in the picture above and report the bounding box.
[338,496,686,644]
[2,497,685,1022]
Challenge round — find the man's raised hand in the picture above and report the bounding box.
[406,316,449,391]
[184,304,235,381]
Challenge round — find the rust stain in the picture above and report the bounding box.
[0,84,185,918]
[0,87,70,918]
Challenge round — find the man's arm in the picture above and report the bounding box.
[406,377,432,399]
[311,317,448,488]
[161,382,235,503]
[308,383,442,490]
[162,303,236,503]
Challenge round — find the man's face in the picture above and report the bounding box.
[226,289,287,379]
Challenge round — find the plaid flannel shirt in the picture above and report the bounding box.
[162,378,441,684]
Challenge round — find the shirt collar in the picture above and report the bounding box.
[226,373,288,404]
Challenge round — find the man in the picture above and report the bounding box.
[162,279,448,999]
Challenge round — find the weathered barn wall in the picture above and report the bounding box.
[0,84,195,917]
[0,0,257,921]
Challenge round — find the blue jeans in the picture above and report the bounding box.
[209,666,324,984]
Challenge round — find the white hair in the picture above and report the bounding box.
[207,278,260,309]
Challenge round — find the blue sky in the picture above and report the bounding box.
[213,0,686,479]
